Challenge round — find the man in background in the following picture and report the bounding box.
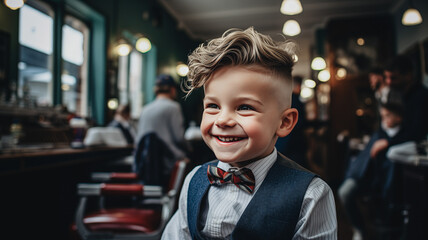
[136,74,187,186]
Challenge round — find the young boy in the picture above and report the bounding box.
[162,27,337,240]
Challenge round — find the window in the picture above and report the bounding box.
[61,15,89,117]
[18,2,54,106]
[18,0,92,119]
[117,50,144,119]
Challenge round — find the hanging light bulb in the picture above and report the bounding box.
[116,43,131,56]
[357,38,365,46]
[282,20,301,36]
[176,63,189,77]
[135,37,151,53]
[303,79,316,88]
[402,8,423,26]
[336,68,347,79]
[311,57,326,70]
[318,69,330,82]
[4,0,24,10]
[300,87,314,99]
[107,98,119,110]
[280,0,302,15]
[115,39,131,56]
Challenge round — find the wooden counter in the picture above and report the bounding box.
[0,144,134,176]
[0,144,135,239]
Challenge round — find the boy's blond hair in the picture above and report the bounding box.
[185,27,297,95]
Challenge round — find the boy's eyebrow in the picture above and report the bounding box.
[203,95,218,102]
[236,96,264,106]
[204,95,264,106]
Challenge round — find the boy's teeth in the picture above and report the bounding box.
[218,136,241,142]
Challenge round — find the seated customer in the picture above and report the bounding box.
[371,56,428,159]
[108,104,135,144]
[338,102,404,240]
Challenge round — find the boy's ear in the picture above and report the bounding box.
[276,108,298,137]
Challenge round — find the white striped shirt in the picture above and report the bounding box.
[162,149,337,239]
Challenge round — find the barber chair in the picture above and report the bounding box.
[72,159,187,240]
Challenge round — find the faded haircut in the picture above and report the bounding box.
[185,27,297,96]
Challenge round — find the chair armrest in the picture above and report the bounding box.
[77,183,163,197]
[91,172,138,181]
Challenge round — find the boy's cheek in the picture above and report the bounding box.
[241,121,264,137]
[200,115,213,136]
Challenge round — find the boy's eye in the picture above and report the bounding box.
[205,103,219,109]
[238,104,255,111]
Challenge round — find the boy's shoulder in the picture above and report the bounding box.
[275,152,315,176]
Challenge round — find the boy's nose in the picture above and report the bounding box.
[215,111,236,128]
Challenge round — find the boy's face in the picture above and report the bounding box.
[380,108,402,128]
[201,66,294,167]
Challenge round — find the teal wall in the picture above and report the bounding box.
[83,0,199,79]
[81,0,201,125]
[0,0,200,125]
[0,0,199,86]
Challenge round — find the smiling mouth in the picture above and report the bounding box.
[216,136,245,142]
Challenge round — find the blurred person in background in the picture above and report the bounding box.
[371,55,428,159]
[135,74,188,186]
[108,104,135,144]
[338,102,405,240]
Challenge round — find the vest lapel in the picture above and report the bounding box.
[188,161,217,240]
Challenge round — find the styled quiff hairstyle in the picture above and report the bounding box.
[185,27,296,95]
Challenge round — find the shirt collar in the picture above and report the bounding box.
[217,148,278,192]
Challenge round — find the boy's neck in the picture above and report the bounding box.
[227,148,276,168]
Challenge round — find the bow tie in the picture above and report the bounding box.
[207,165,255,194]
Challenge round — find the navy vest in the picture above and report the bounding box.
[187,153,316,240]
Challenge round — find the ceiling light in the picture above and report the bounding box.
[357,38,365,46]
[4,0,24,10]
[135,37,151,53]
[300,87,314,99]
[311,57,326,70]
[304,79,316,88]
[107,98,119,110]
[116,43,131,56]
[318,69,330,82]
[402,8,423,26]
[61,84,70,91]
[319,95,329,104]
[356,109,364,117]
[115,39,132,56]
[280,0,302,15]
[176,63,189,77]
[282,20,301,36]
[336,68,347,79]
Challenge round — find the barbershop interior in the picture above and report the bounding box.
[1,0,428,239]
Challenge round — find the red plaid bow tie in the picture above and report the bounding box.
[207,165,255,194]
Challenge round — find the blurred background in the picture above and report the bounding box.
[0,0,427,239]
